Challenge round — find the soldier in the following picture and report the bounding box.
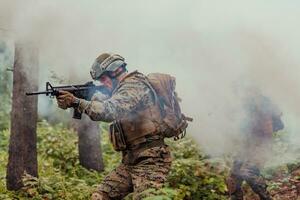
[56,53,175,200]
[227,87,284,200]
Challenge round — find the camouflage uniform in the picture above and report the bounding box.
[77,72,172,200]
[228,92,283,200]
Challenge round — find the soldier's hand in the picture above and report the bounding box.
[56,91,77,110]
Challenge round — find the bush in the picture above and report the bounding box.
[166,138,228,200]
[124,138,228,200]
[0,121,229,199]
[0,121,121,199]
[0,41,13,131]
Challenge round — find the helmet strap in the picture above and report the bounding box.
[111,78,119,90]
[108,64,127,90]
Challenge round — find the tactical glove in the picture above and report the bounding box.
[56,91,79,110]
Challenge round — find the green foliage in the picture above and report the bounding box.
[166,138,228,200]
[0,40,13,131]
[37,121,79,174]
[0,121,121,199]
[263,130,300,178]
[126,138,228,200]
[2,120,300,199]
[167,159,227,200]
[0,129,9,151]
[0,121,230,199]
[166,137,205,160]
[125,188,178,200]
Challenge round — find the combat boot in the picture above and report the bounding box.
[230,190,243,200]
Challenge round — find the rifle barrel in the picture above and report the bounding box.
[25,85,106,96]
[52,84,85,89]
[26,91,52,95]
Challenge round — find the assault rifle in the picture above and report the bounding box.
[26,81,109,119]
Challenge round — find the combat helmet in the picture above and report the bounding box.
[90,53,126,80]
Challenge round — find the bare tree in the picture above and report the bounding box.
[6,41,39,190]
[73,114,104,172]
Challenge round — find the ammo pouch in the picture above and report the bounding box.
[162,114,192,140]
[109,121,127,151]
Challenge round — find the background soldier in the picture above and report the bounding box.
[227,87,284,200]
[56,53,173,200]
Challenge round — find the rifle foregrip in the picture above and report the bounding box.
[73,109,82,119]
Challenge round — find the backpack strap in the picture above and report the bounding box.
[115,72,165,146]
[139,77,164,116]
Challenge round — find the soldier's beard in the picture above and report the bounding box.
[106,70,126,95]
[111,78,119,90]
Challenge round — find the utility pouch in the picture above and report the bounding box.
[72,109,82,119]
[109,121,127,151]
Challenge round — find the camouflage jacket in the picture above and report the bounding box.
[77,71,172,164]
[77,71,155,123]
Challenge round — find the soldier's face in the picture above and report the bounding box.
[99,74,113,90]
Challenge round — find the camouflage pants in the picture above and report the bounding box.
[227,160,272,200]
[91,146,172,200]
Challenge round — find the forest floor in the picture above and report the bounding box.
[0,121,299,200]
[242,168,300,200]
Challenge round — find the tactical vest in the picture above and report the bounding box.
[109,71,165,151]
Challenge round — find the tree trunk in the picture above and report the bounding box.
[6,42,39,190]
[73,114,104,172]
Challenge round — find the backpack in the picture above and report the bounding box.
[146,73,193,140]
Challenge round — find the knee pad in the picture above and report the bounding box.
[91,192,110,200]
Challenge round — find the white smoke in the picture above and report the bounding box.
[1,0,300,161]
